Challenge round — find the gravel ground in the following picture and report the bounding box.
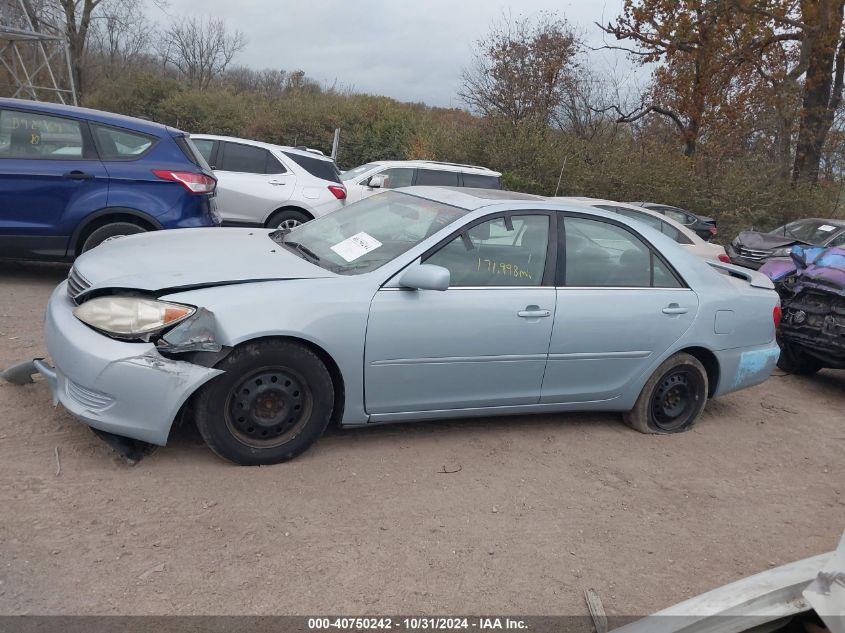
[0,260,843,619]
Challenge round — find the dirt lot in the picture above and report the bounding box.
[0,260,843,619]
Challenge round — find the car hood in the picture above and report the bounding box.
[736,230,809,250]
[72,228,335,293]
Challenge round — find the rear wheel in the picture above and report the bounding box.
[777,342,822,375]
[81,221,146,253]
[194,340,334,465]
[624,353,708,434]
[266,209,310,230]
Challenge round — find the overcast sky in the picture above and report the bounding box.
[153,0,629,108]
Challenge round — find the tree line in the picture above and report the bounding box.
[6,0,845,238]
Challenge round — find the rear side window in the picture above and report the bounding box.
[0,110,84,158]
[563,217,681,288]
[283,151,341,183]
[91,124,154,160]
[416,169,459,186]
[219,142,275,174]
[462,173,501,189]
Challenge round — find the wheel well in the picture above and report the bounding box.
[264,206,314,228]
[74,212,157,256]
[680,346,720,397]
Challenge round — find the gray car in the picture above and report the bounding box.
[24,188,781,465]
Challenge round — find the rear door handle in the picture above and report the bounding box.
[518,305,551,318]
[63,170,95,181]
[268,179,286,186]
[662,303,689,315]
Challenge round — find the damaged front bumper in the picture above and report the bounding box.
[33,281,222,445]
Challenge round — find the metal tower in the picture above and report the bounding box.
[0,0,76,105]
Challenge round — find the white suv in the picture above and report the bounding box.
[191,134,346,229]
[340,160,501,203]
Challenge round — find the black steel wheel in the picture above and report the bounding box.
[194,340,334,465]
[624,353,708,434]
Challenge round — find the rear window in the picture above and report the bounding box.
[462,173,501,189]
[174,135,212,171]
[416,168,459,186]
[283,151,341,183]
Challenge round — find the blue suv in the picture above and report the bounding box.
[0,98,220,260]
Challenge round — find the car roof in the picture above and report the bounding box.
[361,159,501,176]
[397,186,546,209]
[550,197,702,241]
[191,134,336,163]
[0,97,177,136]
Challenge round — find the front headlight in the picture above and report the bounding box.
[771,247,792,257]
[73,296,195,339]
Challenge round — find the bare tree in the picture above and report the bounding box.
[87,0,153,78]
[459,12,580,125]
[159,17,246,89]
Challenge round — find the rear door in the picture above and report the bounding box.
[0,108,108,259]
[541,215,699,403]
[214,141,293,224]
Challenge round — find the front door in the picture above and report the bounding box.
[541,216,699,403]
[365,213,557,414]
[0,108,108,259]
[213,141,294,225]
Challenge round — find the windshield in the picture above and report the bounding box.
[340,162,379,182]
[270,190,469,274]
[769,219,843,244]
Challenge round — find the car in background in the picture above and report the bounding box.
[0,98,219,261]
[727,218,845,269]
[340,160,501,203]
[553,197,730,263]
[19,188,780,465]
[630,201,718,241]
[191,134,346,230]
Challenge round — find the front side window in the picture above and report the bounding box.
[218,142,271,173]
[564,217,681,288]
[424,215,550,287]
[0,110,83,158]
[416,168,459,186]
[365,167,414,188]
[91,124,154,160]
[192,138,215,165]
[270,190,468,275]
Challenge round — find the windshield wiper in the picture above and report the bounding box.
[283,240,321,263]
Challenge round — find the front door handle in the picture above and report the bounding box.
[662,303,689,315]
[518,305,551,318]
[63,170,95,181]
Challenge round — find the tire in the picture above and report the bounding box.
[81,222,146,253]
[777,342,822,375]
[194,339,334,465]
[265,208,310,230]
[624,353,708,434]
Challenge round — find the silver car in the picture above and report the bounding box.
[26,188,781,465]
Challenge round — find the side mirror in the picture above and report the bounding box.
[398,264,450,291]
[368,174,387,189]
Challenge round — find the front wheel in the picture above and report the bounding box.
[194,340,334,465]
[624,353,708,434]
[777,343,822,375]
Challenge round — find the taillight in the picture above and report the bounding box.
[328,185,347,200]
[773,305,782,331]
[718,254,731,263]
[153,170,216,194]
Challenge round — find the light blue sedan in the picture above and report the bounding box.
[25,188,781,465]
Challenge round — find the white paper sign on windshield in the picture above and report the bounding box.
[818,224,836,232]
[330,232,383,262]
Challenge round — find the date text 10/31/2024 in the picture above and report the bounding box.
[307,617,529,630]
